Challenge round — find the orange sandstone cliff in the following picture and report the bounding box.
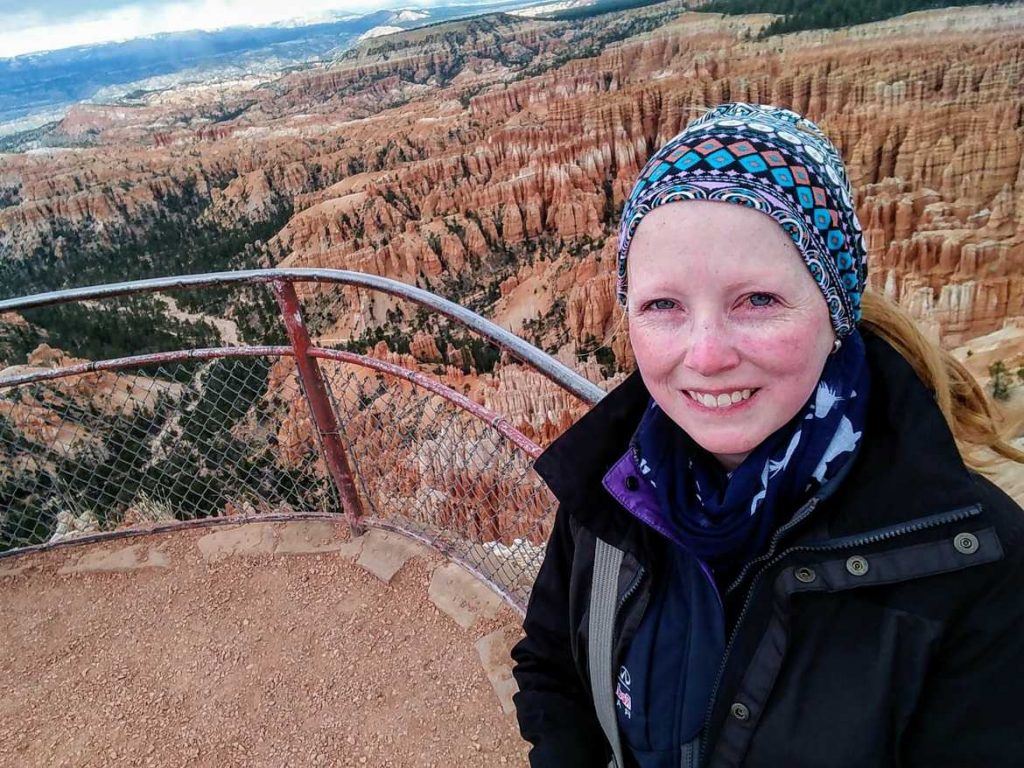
[1,4,1023,442]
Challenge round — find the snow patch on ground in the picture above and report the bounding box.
[391,10,430,22]
[358,25,406,42]
[509,0,598,18]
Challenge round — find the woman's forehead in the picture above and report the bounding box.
[628,267,792,295]
[626,244,816,300]
[627,240,805,280]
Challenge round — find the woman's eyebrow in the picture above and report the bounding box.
[723,279,780,292]
[634,278,779,293]
[628,283,685,298]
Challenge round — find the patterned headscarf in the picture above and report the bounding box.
[616,102,868,338]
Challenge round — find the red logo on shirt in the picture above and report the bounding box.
[616,666,633,719]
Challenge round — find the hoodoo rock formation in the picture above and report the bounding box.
[1,3,1023,444]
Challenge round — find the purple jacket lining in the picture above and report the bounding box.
[601,449,679,544]
[601,446,723,604]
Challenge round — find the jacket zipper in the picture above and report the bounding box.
[724,497,820,598]
[695,495,818,767]
[697,503,982,767]
[617,564,646,615]
[607,562,646,687]
[721,439,868,599]
[682,736,699,768]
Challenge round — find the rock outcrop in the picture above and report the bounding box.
[2,2,1022,456]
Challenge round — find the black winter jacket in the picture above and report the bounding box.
[511,331,1024,768]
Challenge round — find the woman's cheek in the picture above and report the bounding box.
[630,321,667,361]
[631,336,664,375]
[739,322,825,368]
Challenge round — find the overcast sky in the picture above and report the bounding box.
[0,0,466,59]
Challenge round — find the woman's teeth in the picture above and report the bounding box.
[686,389,755,409]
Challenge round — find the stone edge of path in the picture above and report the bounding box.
[1,519,525,718]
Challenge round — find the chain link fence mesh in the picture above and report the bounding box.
[320,361,556,606]
[1,352,558,608]
[0,357,338,552]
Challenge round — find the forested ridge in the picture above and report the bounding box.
[1,177,291,366]
[702,0,1017,36]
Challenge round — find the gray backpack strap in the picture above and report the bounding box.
[589,537,626,768]
[680,735,700,768]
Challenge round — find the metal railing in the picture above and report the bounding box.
[0,269,603,610]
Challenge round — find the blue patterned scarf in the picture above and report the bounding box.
[632,330,871,574]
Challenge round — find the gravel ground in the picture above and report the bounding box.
[0,526,529,767]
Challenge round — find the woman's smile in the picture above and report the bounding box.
[682,387,761,412]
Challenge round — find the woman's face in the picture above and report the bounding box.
[626,200,836,471]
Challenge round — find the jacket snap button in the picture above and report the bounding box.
[624,475,639,491]
[954,532,979,555]
[795,567,817,583]
[846,555,869,576]
[730,702,750,721]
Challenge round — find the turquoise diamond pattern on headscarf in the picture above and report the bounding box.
[616,102,869,338]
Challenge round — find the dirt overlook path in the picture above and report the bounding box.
[0,520,529,767]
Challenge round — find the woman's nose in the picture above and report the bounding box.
[683,321,741,377]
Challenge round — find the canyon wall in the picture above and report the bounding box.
[2,3,1023,448]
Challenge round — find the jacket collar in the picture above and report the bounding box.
[532,330,983,547]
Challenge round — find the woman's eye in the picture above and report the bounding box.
[648,299,677,311]
[748,293,776,308]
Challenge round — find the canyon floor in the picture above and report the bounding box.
[0,521,528,767]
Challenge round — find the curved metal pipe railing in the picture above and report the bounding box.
[0,344,553,611]
[0,268,606,406]
[1,269,589,610]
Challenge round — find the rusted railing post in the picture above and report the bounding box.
[272,280,365,534]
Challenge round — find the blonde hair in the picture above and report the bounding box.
[859,291,1024,473]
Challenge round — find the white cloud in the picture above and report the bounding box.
[0,0,447,58]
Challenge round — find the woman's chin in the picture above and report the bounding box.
[661,403,762,452]
[667,409,770,460]
[692,434,764,463]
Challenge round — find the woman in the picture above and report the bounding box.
[510,102,1024,768]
